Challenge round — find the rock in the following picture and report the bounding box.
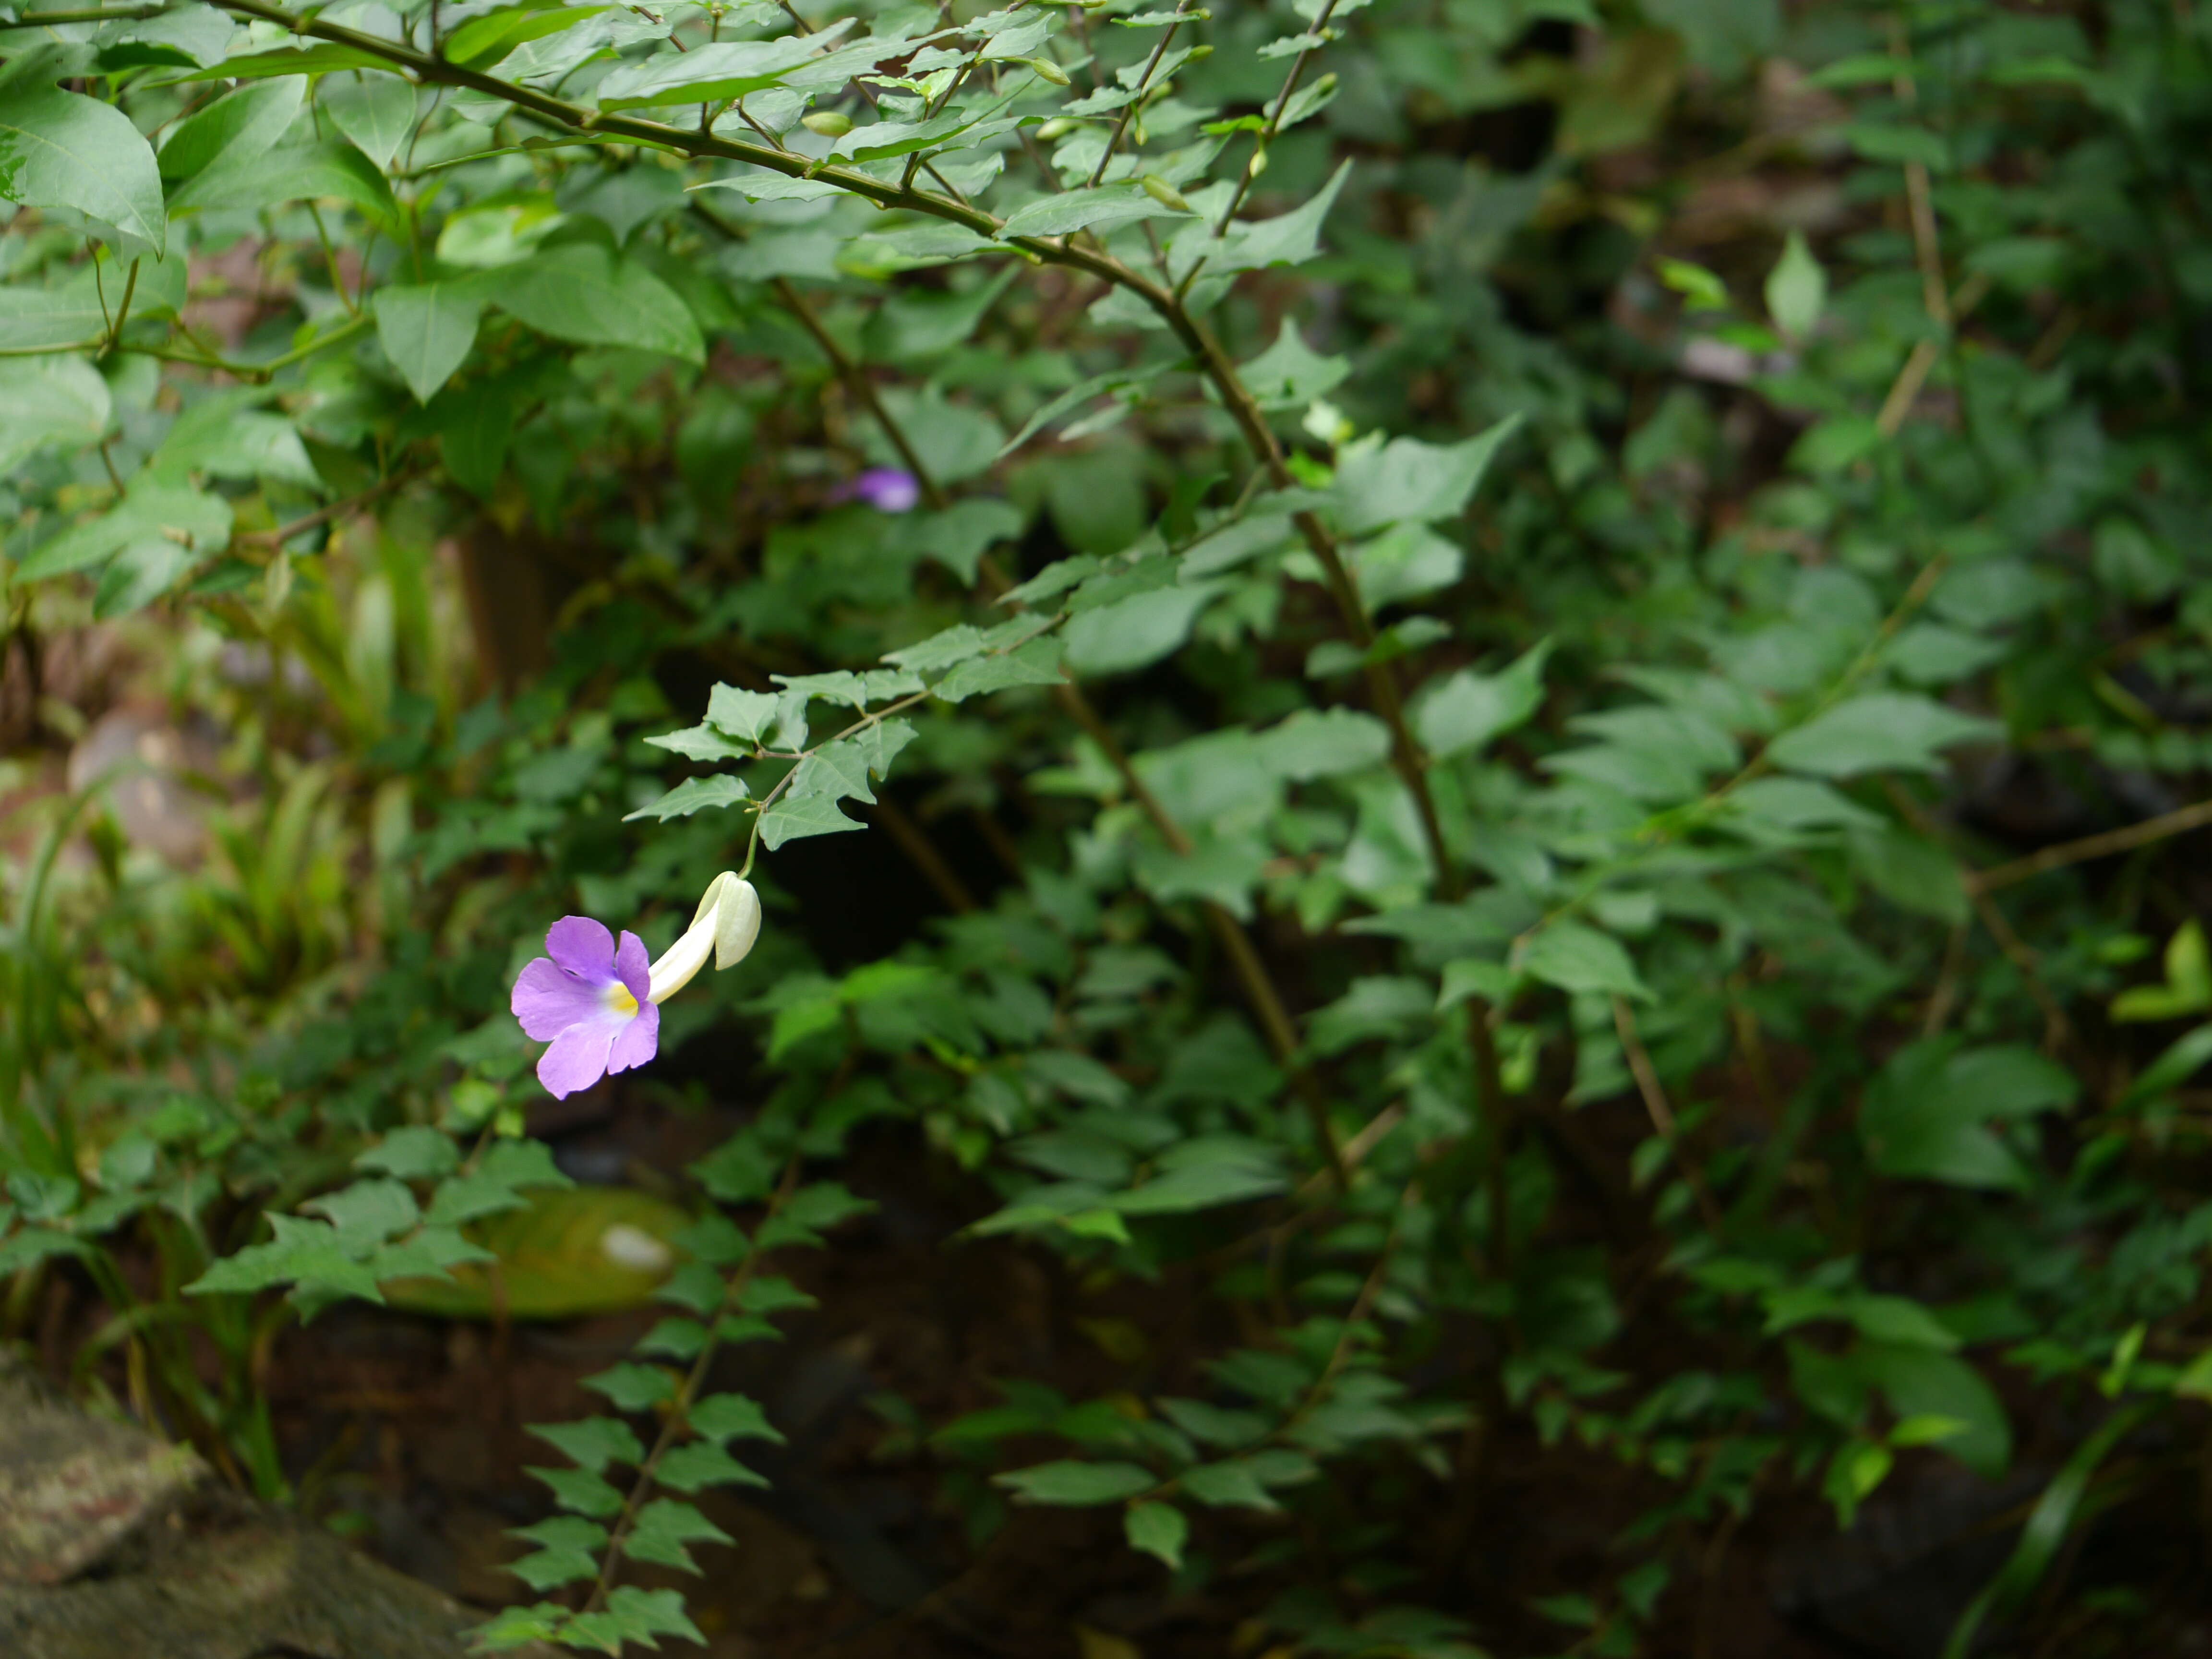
[0,1363,204,1584]
[0,1353,552,1659]
[64,708,218,866]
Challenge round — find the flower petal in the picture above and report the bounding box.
[512,956,605,1041]
[605,998,660,1076]
[537,1011,622,1099]
[545,915,617,983]
[613,929,651,1006]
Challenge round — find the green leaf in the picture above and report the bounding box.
[1155,1398,1269,1448]
[1179,1458,1280,1510]
[623,1498,733,1573]
[788,738,879,806]
[168,137,399,227]
[1307,974,1433,1056]
[1858,1341,2010,1480]
[634,1316,709,1361]
[1764,694,1998,779]
[688,1391,784,1443]
[1240,317,1351,411]
[373,281,482,405]
[994,1459,1156,1505]
[831,98,1015,164]
[175,43,394,80]
[505,1515,606,1591]
[0,273,114,351]
[145,390,318,488]
[320,72,416,169]
[17,482,231,588]
[770,669,871,708]
[472,1604,569,1650]
[1860,1041,2075,1190]
[695,167,845,202]
[757,790,864,849]
[1845,121,1951,171]
[185,1215,385,1306]
[932,636,1067,703]
[890,496,1026,582]
[999,183,1191,240]
[852,717,918,782]
[528,1464,627,1517]
[417,1138,573,1228]
[0,83,165,253]
[656,1440,770,1492]
[1415,641,1551,759]
[998,359,1184,456]
[595,22,860,107]
[583,1362,676,1412]
[1063,582,1224,676]
[0,356,110,474]
[1657,256,1730,310]
[1124,1500,1188,1568]
[157,76,302,181]
[530,1416,645,1474]
[493,242,705,363]
[1847,826,1967,925]
[445,2,609,69]
[1521,922,1649,1001]
[644,721,753,763]
[624,774,751,823]
[706,683,783,743]
[1206,157,1350,272]
[2112,921,2212,1022]
[1940,1403,2153,1659]
[1333,416,1521,535]
[1723,776,1883,839]
[354,1126,460,1180]
[1765,229,1826,341]
[1254,707,1390,780]
[303,1178,419,1250]
[599,1587,708,1650]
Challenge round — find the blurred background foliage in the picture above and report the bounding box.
[4,0,2212,1652]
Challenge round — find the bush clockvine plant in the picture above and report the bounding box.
[5,0,2212,1653]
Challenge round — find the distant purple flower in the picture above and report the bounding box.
[510,917,660,1099]
[838,467,921,513]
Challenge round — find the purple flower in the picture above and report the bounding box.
[839,467,921,514]
[510,917,660,1099]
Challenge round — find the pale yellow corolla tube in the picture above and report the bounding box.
[646,872,762,1005]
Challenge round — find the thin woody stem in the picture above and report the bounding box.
[1086,0,1200,188]
[768,274,951,512]
[1055,685,1348,1187]
[1611,995,1722,1233]
[1210,0,1339,236]
[581,1161,800,1614]
[1968,796,2212,892]
[211,0,1457,1184]
[206,0,1459,907]
[901,37,991,190]
[760,266,1347,1184]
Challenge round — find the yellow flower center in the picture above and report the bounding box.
[603,982,638,1015]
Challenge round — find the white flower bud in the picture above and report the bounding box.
[647,872,762,1004]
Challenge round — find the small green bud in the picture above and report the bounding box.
[1035,117,1077,140]
[1140,174,1191,213]
[1025,56,1071,85]
[1314,71,1338,94]
[1183,43,1211,60]
[801,110,853,137]
[1248,145,1268,178]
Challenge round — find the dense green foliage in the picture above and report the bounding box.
[5,0,2212,1651]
